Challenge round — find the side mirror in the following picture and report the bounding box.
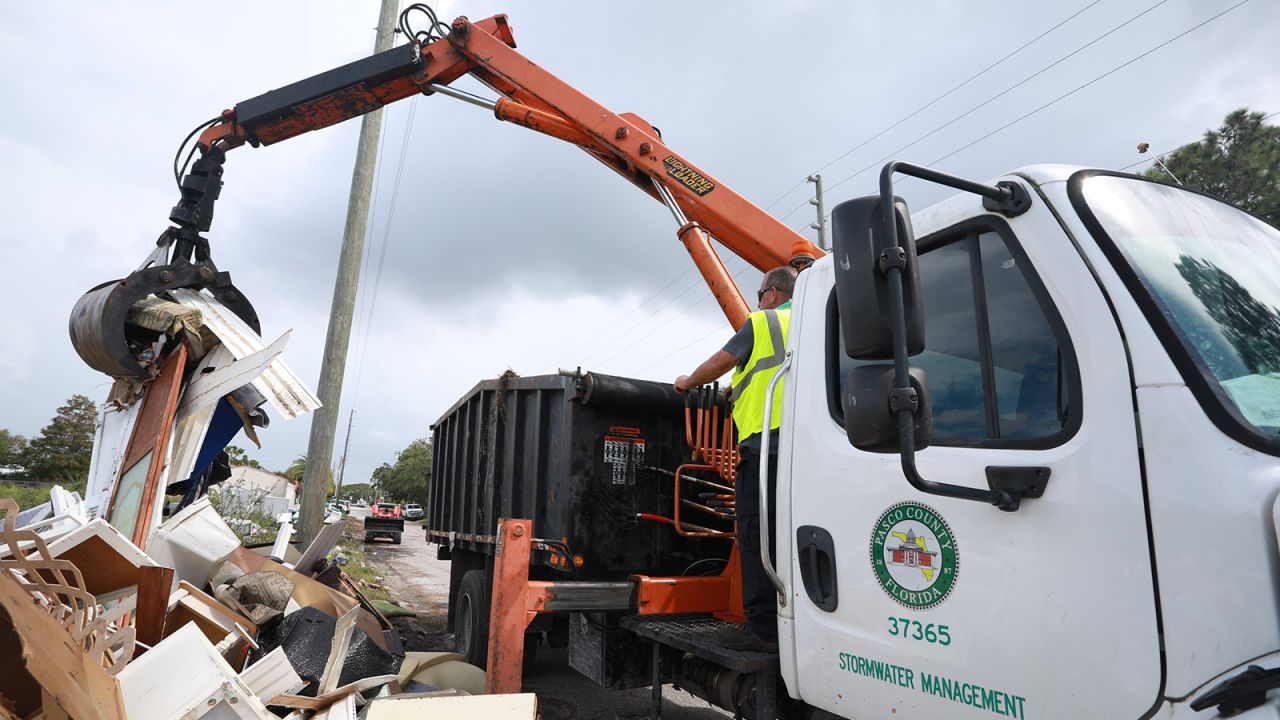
[841,365,932,452]
[830,195,924,360]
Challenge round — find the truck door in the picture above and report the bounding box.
[782,207,1162,718]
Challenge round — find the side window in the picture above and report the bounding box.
[829,226,1078,448]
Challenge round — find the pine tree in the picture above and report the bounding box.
[23,395,98,485]
[1147,108,1280,225]
[0,429,28,466]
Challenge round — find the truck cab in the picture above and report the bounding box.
[777,166,1280,718]
[364,502,405,545]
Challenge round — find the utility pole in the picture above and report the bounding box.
[335,409,355,499]
[299,0,399,544]
[807,174,828,251]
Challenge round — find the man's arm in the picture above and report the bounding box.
[674,350,741,393]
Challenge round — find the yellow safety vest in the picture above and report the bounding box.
[730,308,791,443]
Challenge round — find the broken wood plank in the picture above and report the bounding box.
[0,568,125,720]
[134,565,174,651]
[40,689,72,720]
[107,343,188,548]
[268,674,398,710]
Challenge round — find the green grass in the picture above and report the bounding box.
[336,535,392,604]
[371,599,417,618]
[0,482,57,510]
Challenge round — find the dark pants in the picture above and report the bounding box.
[736,441,779,641]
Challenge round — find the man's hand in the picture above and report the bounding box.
[675,350,741,395]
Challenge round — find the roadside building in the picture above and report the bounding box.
[216,466,296,519]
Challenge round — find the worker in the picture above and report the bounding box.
[674,266,796,652]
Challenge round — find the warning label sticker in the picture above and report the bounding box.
[603,435,645,485]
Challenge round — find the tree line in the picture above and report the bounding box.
[370,439,431,506]
[1,394,97,487]
[1144,108,1279,226]
[1,391,431,508]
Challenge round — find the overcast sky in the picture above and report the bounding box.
[1,0,1276,487]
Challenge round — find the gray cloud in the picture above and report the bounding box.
[2,0,1277,485]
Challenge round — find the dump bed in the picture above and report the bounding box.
[426,372,726,579]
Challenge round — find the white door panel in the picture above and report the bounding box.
[785,198,1161,718]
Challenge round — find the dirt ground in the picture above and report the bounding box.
[349,507,731,720]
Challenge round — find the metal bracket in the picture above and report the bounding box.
[981,180,1033,218]
[878,247,907,273]
[887,386,919,414]
[985,466,1051,512]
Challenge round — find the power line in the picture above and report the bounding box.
[351,96,396,366]
[592,294,718,370]
[554,266,694,365]
[821,2,1104,191]
[592,260,756,371]
[575,253,758,367]
[633,324,727,376]
[626,257,764,375]
[769,0,1106,222]
[927,0,1253,169]
[808,104,1273,227]
[573,272,712,365]
[815,0,1176,201]
[350,95,420,404]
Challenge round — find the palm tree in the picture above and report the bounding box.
[283,455,306,482]
[282,454,335,496]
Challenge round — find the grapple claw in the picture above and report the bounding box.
[68,257,259,379]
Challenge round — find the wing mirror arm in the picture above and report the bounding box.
[876,162,1035,512]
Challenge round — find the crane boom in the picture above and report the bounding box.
[70,13,823,379]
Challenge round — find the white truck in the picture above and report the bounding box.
[67,11,1277,714]
[771,162,1280,719]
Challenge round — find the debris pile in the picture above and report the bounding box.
[2,288,536,718]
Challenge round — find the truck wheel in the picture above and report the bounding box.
[455,570,489,666]
[392,534,402,545]
[364,534,372,543]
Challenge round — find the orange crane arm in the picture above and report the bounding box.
[197,14,821,329]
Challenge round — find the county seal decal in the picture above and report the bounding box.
[870,501,958,610]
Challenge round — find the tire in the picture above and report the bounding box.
[455,569,490,666]
[364,534,372,543]
[392,534,402,545]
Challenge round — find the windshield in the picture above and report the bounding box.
[1079,174,1280,446]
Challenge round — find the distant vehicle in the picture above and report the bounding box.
[363,502,404,544]
[403,503,423,521]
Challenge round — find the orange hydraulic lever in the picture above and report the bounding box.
[193,13,825,330]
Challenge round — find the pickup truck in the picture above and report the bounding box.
[363,503,404,545]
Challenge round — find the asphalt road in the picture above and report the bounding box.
[349,506,731,719]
